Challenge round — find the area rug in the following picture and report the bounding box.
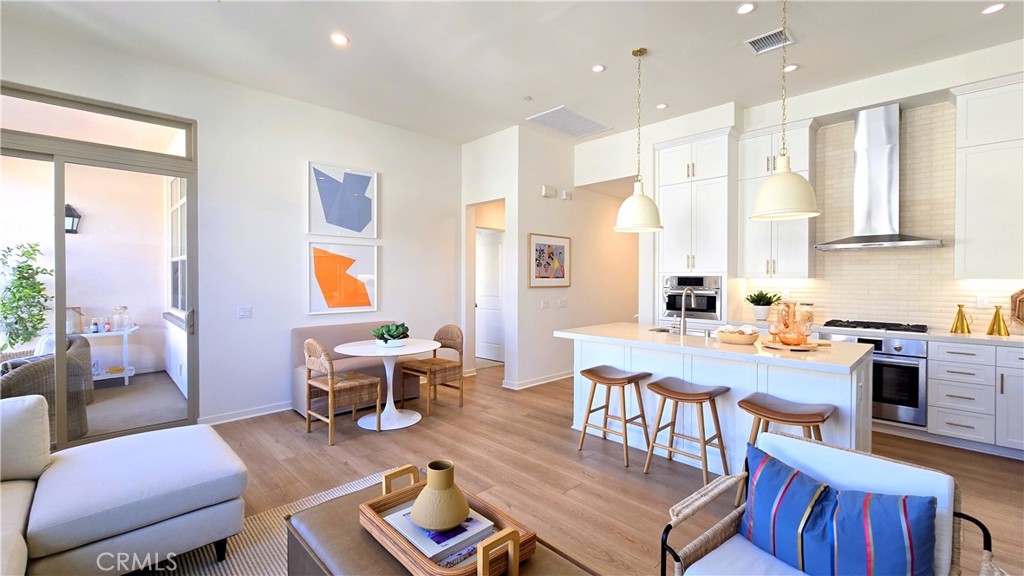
[172,470,387,575]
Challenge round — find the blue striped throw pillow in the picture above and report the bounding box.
[829,489,936,576]
[739,443,832,574]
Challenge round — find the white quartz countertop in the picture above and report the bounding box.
[691,319,1024,347]
[554,322,873,375]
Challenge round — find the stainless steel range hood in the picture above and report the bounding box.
[814,104,942,251]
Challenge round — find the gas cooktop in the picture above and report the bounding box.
[823,319,929,333]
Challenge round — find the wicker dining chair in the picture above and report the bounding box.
[400,324,463,416]
[660,432,1005,576]
[303,338,382,444]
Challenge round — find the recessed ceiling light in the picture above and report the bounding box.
[737,3,756,15]
[330,33,350,46]
[656,103,668,110]
[982,3,1005,14]
[592,64,606,73]
[783,63,800,73]
[523,95,533,101]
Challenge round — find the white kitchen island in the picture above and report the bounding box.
[554,322,874,476]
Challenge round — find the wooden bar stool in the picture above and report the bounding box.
[737,392,835,444]
[577,365,652,467]
[642,377,730,485]
[735,392,835,505]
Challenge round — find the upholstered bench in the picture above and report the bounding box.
[1,395,248,575]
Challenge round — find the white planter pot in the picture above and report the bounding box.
[752,305,771,321]
[376,339,406,348]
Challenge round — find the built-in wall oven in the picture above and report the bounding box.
[827,334,928,426]
[662,276,721,321]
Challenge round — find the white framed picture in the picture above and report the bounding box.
[307,161,378,238]
[307,242,378,314]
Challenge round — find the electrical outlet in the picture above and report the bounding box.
[977,293,989,308]
[237,306,253,319]
[540,299,549,310]
[557,298,567,308]
[782,289,791,300]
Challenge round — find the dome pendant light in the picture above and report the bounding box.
[614,47,663,233]
[750,0,819,221]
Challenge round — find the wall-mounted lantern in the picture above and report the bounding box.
[65,204,82,234]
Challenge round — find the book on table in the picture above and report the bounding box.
[383,501,496,563]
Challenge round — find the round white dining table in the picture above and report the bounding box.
[334,338,440,431]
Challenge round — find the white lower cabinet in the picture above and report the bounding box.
[996,365,1024,450]
[927,343,1024,452]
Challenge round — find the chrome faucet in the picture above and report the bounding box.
[679,287,698,338]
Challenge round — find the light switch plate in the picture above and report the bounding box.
[557,298,567,308]
[540,299,549,309]
[237,306,253,319]
[541,185,557,198]
[977,293,989,308]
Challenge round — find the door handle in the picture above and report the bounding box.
[186,309,195,335]
[1001,373,1005,394]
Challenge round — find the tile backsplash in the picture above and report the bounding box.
[745,102,1021,334]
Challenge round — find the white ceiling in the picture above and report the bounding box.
[2,2,1022,145]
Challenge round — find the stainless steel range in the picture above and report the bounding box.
[823,320,928,427]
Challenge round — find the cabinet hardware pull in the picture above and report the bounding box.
[947,370,976,376]
[945,394,976,401]
[772,260,777,274]
[691,163,696,178]
[766,157,771,173]
[947,351,977,356]
[1001,374,1005,394]
[946,422,976,430]
[772,156,777,171]
[765,260,770,274]
[691,254,695,268]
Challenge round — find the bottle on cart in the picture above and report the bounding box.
[90,318,100,333]
[103,317,111,332]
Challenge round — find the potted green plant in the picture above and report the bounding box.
[371,322,410,347]
[745,290,781,321]
[0,243,54,351]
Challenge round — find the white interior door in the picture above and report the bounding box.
[475,229,504,362]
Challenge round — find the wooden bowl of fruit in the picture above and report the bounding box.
[715,328,760,345]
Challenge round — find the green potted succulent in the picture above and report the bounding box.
[745,290,781,321]
[372,322,410,347]
[0,243,54,351]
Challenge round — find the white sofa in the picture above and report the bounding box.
[1,395,248,575]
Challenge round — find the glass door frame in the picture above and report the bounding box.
[2,83,198,449]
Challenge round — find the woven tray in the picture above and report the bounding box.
[359,481,536,576]
[762,341,819,352]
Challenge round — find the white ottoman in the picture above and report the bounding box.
[25,424,247,575]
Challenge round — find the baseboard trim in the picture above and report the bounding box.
[502,370,573,391]
[199,401,293,425]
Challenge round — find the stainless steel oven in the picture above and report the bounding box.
[827,334,928,426]
[662,275,721,321]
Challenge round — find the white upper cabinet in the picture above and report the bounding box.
[736,120,816,279]
[737,123,812,180]
[954,81,1023,147]
[953,78,1024,280]
[659,178,729,274]
[657,134,728,186]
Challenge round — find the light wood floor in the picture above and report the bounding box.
[214,367,1023,575]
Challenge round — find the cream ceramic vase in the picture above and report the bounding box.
[410,460,469,531]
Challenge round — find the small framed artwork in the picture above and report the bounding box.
[307,161,378,238]
[307,242,378,314]
[529,233,571,288]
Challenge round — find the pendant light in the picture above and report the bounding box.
[614,47,663,232]
[749,0,819,221]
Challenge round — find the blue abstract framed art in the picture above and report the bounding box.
[307,161,378,238]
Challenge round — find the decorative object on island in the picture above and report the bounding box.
[372,322,410,347]
[410,460,470,531]
[614,47,663,233]
[714,325,760,345]
[986,305,1010,336]
[307,242,377,314]
[528,233,571,287]
[749,0,819,221]
[1012,288,1024,325]
[0,243,53,351]
[950,304,973,334]
[64,204,82,234]
[307,161,378,238]
[745,290,781,321]
[772,301,812,346]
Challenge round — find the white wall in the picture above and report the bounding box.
[2,23,462,423]
[512,126,638,388]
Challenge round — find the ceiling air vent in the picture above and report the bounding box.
[525,105,610,138]
[745,28,793,55]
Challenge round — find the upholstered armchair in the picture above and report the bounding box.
[0,335,94,441]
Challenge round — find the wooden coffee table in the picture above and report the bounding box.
[286,484,592,575]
